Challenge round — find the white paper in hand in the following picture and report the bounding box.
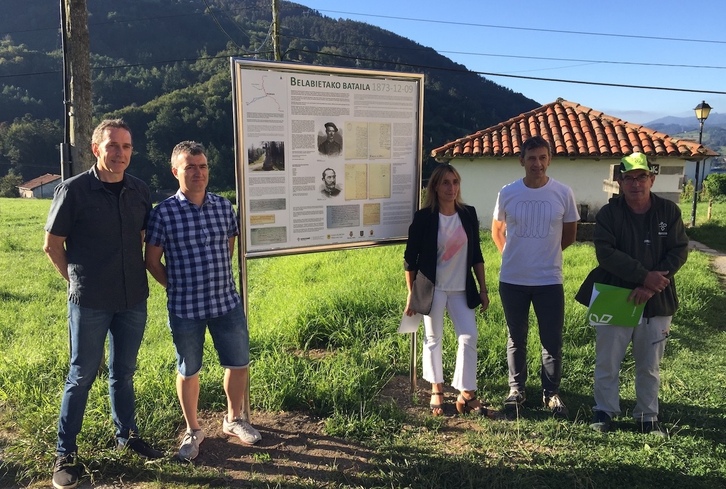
[398,311,422,334]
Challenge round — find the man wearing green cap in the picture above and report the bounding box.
[576,152,688,436]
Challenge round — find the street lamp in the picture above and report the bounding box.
[689,100,712,227]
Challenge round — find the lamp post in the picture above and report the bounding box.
[689,100,712,227]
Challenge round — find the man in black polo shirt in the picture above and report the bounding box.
[44,119,162,489]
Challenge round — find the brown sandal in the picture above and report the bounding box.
[430,392,445,416]
[456,393,490,416]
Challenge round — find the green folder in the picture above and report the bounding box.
[587,283,645,327]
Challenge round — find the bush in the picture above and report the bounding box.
[0,172,22,197]
[680,179,695,203]
[216,189,236,205]
[702,173,726,201]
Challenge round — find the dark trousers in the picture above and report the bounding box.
[499,282,564,397]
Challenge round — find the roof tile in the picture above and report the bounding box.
[19,173,61,190]
[431,98,718,160]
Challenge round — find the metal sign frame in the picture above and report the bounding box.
[230,59,425,411]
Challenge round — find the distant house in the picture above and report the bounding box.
[17,173,61,199]
[430,99,719,225]
[684,156,726,185]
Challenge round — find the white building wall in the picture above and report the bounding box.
[19,180,60,199]
[452,158,685,229]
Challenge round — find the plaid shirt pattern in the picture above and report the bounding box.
[146,190,241,319]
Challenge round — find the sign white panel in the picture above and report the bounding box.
[231,59,423,257]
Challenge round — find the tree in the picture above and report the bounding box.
[0,171,23,197]
[703,173,726,201]
[0,116,62,180]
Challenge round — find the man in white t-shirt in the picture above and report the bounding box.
[491,136,579,418]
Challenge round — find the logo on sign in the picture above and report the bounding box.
[589,313,613,324]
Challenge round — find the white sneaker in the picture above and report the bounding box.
[178,429,204,460]
[222,416,262,445]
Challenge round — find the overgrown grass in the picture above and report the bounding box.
[1,197,725,488]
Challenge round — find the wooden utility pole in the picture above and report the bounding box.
[60,0,93,177]
[272,0,281,61]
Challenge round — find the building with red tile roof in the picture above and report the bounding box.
[430,99,718,224]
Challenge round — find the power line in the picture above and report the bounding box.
[281,34,726,72]
[200,0,242,49]
[3,48,726,98]
[0,12,204,37]
[4,6,724,77]
[432,50,726,71]
[3,4,725,97]
[0,4,266,37]
[4,34,725,82]
[287,48,726,96]
[315,9,726,46]
[0,53,259,81]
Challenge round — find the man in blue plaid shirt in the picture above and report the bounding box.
[145,141,261,461]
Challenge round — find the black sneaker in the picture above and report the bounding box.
[117,432,164,459]
[639,420,668,438]
[589,410,612,433]
[52,453,81,489]
[504,388,526,407]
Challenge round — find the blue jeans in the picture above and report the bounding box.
[169,303,250,378]
[56,300,147,455]
[499,282,564,396]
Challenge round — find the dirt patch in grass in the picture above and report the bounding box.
[155,374,487,487]
[5,376,498,488]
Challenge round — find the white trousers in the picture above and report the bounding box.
[422,289,478,392]
[593,315,671,422]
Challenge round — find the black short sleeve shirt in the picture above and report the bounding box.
[45,166,151,310]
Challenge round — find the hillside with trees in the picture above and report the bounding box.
[0,0,538,191]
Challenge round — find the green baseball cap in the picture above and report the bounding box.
[619,153,651,173]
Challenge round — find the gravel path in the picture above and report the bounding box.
[689,240,726,281]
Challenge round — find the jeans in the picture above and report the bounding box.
[499,282,564,396]
[56,300,147,455]
[169,303,250,378]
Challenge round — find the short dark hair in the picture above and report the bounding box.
[92,119,132,146]
[322,168,336,178]
[171,141,206,167]
[520,136,551,159]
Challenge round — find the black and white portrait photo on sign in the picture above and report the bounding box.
[321,168,341,197]
[318,122,342,156]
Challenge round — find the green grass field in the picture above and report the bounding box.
[681,200,726,252]
[1,197,725,488]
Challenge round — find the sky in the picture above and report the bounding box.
[297,0,726,125]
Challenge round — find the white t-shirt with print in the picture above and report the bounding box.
[493,178,579,286]
[435,212,468,291]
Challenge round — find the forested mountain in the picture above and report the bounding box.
[0,0,538,191]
